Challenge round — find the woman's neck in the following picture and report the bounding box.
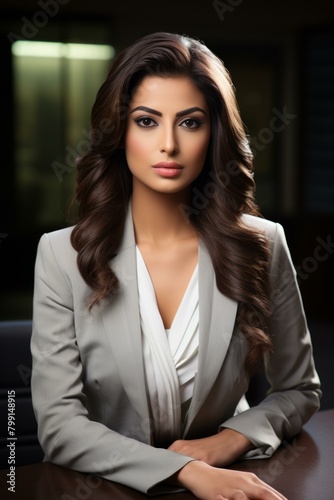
[131,186,196,245]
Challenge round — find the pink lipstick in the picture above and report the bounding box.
[152,161,183,178]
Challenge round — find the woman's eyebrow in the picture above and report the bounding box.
[130,106,207,117]
[176,107,207,117]
[130,106,162,116]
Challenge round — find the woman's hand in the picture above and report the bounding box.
[175,461,287,500]
[168,429,253,467]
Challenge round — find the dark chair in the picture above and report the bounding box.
[0,320,44,469]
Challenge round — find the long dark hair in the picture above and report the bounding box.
[71,32,272,371]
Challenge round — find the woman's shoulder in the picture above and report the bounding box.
[37,226,77,261]
[39,225,74,243]
[241,213,281,238]
[241,214,290,261]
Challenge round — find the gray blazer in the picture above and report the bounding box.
[31,208,321,495]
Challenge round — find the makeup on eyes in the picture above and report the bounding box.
[133,114,205,129]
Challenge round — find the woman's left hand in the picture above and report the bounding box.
[168,428,253,467]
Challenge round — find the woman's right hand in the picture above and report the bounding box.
[175,461,287,500]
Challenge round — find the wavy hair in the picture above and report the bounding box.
[70,32,272,372]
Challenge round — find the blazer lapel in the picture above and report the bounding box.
[102,207,151,434]
[184,240,238,434]
[101,208,238,439]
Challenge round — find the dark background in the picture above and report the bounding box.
[0,1,333,406]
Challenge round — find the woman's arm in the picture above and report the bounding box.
[168,428,253,466]
[169,221,321,465]
[218,222,321,458]
[31,232,193,495]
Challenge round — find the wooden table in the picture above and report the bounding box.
[0,409,333,499]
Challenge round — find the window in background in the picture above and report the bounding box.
[0,41,114,320]
[304,30,334,214]
[12,41,115,231]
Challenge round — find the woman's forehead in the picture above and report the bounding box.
[130,75,208,111]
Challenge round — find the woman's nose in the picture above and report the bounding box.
[160,126,179,155]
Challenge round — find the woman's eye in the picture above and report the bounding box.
[135,117,157,127]
[180,118,201,129]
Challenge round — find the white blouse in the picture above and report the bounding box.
[136,246,199,445]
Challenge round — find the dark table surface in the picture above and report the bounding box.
[1,409,333,500]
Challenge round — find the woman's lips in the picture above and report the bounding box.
[152,162,183,177]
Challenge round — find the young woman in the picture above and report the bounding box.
[31,32,321,499]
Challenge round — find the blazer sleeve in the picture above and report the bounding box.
[30,233,193,495]
[219,222,321,458]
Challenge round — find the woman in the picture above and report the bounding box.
[31,32,321,499]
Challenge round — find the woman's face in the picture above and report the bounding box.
[125,75,211,196]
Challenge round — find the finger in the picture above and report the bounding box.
[168,440,183,451]
[250,474,287,500]
[264,484,287,500]
[259,482,288,500]
[231,491,248,500]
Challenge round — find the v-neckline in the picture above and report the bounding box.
[135,245,198,332]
